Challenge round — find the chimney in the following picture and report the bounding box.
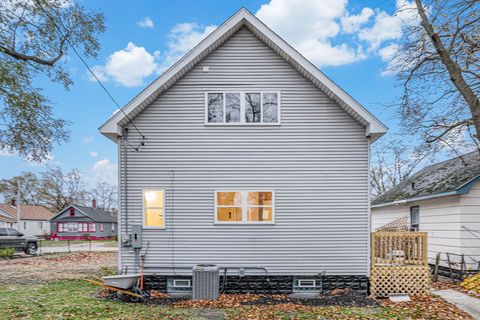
[11,199,16,207]
[92,199,97,209]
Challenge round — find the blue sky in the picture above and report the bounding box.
[0,0,414,185]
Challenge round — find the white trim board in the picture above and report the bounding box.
[99,8,387,142]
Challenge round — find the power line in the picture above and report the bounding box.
[33,0,146,145]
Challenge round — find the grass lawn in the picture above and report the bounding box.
[0,252,473,320]
[0,279,403,320]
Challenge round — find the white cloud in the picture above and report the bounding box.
[83,136,94,144]
[89,151,98,158]
[256,0,365,67]
[26,153,54,167]
[159,22,216,71]
[92,158,117,185]
[359,0,417,50]
[379,43,400,61]
[92,23,216,86]
[0,149,14,157]
[90,42,160,87]
[137,17,154,28]
[91,0,419,86]
[341,7,374,33]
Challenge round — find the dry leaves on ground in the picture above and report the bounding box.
[382,294,474,320]
[432,279,480,300]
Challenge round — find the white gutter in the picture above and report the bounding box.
[371,190,458,208]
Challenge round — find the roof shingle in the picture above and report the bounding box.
[0,204,54,221]
[372,151,480,206]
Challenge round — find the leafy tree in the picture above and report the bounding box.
[0,167,117,212]
[0,172,42,205]
[0,0,105,162]
[388,0,480,149]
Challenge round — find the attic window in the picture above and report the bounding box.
[69,207,75,217]
[206,92,280,125]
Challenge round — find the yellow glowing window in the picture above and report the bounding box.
[215,191,274,223]
[143,190,165,228]
[216,192,242,222]
[247,192,273,222]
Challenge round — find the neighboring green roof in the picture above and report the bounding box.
[372,151,480,206]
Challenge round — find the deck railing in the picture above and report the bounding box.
[371,231,428,266]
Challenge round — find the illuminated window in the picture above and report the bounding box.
[247,192,273,222]
[215,191,274,224]
[143,190,165,228]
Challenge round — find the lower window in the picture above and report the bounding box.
[215,190,274,224]
[143,190,165,228]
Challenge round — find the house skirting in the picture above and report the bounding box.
[49,235,115,241]
[143,275,368,294]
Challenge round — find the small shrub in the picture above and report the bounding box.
[0,248,15,259]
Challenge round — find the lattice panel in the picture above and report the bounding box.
[375,216,409,232]
[370,266,431,298]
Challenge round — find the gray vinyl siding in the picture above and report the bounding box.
[119,27,369,276]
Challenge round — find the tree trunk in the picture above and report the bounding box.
[415,0,480,138]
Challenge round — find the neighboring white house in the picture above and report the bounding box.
[0,201,53,237]
[372,151,480,272]
[99,8,387,294]
[0,210,15,228]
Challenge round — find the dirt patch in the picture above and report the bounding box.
[0,252,116,285]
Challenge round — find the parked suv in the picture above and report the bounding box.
[0,228,38,254]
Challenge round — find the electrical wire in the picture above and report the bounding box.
[33,0,146,147]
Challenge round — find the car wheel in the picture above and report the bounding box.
[25,243,37,255]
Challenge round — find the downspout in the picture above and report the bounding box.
[122,128,130,245]
[116,136,123,273]
[367,137,371,278]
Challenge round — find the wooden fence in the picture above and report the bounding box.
[371,232,428,266]
[370,232,430,297]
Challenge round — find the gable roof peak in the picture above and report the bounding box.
[100,7,387,142]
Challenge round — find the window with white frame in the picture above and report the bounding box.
[206,92,279,124]
[215,191,274,223]
[143,190,165,228]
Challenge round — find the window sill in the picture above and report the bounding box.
[142,226,166,230]
[214,222,276,225]
[205,123,281,126]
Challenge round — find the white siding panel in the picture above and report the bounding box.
[119,28,369,276]
[371,196,480,268]
[460,182,480,269]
